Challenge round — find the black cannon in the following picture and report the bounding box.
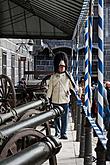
[0,136,62,165]
[15,82,47,106]
[0,105,64,139]
[0,106,64,162]
[0,98,46,125]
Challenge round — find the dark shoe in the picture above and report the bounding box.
[106,151,110,161]
[60,135,68,139]
[55,134,60,138]
[55,133,58,136]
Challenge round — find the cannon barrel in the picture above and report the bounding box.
[0,136,62,165]
[0,98,45,125]
[0,106,64,139]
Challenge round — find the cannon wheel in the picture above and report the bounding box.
[0,128,45,159]
[0,74,16,111]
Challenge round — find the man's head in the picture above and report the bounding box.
[21,77,26,81]
[106,81,110,88]
[58,60,66,73]
[54,51,68,73]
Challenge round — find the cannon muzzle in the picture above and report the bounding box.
[0,136,62,165]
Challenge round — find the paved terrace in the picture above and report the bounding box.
[43,113,110,165]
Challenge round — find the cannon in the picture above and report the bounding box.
[0,74,50,111]
[15,73,52,106]
[0,98,46,125]
[0,136,62,165]
[15,81,47,106]
[0,106,64,160]
[0,105,64,139]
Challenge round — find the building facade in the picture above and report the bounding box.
[0,39,34,85]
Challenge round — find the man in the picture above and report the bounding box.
[46,51,75,139]
[105,81,110,160]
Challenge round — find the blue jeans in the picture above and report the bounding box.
[54,103,69,136]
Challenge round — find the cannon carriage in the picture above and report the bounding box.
[15,81,47,106]
[0,73,52,111]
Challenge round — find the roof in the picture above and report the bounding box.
[0,0,90,40]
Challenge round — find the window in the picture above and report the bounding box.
[94,6,98,16]
[93,17,98,43]
[92,60,98,75]
[2,50,7,74]
[11,54,15,85]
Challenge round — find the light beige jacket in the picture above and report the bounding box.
[46,72,76,104]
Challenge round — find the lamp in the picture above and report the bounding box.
[16,39,34,54]
[28,39,34,46]
[41,39,54,57]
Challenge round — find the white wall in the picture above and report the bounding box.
[0,39,34,85]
